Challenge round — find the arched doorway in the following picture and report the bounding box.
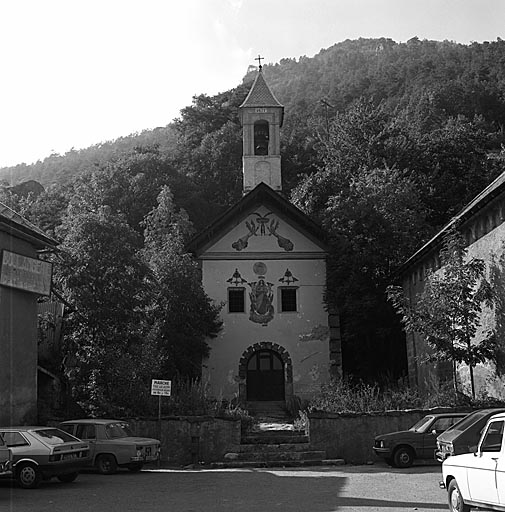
[238,342,293,404]
[246,350,285,401]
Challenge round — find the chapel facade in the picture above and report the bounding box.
[189,66,341,407]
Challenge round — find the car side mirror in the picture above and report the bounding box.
[432,429,437,435]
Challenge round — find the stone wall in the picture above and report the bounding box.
[308,408,469,464]
[101,409,471,466]
[128,416,241,466]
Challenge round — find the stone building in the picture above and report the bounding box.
[189,67,342,407]
[398,171,505,398]
[0,202,57,425]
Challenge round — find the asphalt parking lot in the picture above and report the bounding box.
[1,462,448,512]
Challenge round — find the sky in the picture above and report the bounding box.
[1,0,504,169]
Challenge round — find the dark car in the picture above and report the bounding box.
[436,407,505,462]
[59,419,160,474]
[373,412,468,468]
[0,426,89,488]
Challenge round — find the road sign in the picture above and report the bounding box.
[151,379,171,396]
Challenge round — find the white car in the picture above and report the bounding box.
[440,411,505,511]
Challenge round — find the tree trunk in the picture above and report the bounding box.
[452,359,458,398]
[469,364,476,399]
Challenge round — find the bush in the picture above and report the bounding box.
[306,378,467,414]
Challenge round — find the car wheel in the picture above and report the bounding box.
[127,463,143,472]
[57,472,79,483]
[393,446,415,468]
[448,479,470,512]
[96,454,118,475]
[16,463,42,489]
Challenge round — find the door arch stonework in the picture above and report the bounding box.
[238,342,293,403]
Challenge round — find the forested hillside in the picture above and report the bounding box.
[4,38,505,403]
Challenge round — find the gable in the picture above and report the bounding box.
[203,204,325,256]
[188,183,328,258]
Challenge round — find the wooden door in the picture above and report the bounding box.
[246,350,285,401]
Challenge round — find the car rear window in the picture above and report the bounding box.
[33,428,79,445]
[449,411,488,432]
[105,423,135,439]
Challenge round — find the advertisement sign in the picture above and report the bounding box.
[0,250,52,296]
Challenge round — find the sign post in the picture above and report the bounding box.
[151,379,171,467]
[151,379,172,418]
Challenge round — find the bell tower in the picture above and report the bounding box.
[239,56,284,193]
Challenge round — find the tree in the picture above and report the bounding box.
[291,99,429,381]
[141,187,222,380]
[387,227,498,398]
[56,205,153,415]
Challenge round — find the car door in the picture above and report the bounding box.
[497,436,505,505]
[0,431,31,464]
[467,419,503,506]
[75,424,98,462]
[422,416,453,459]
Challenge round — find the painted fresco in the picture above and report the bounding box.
[205,205,325,255]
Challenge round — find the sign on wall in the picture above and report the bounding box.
[0,250,52,296]
[151,379,172,396]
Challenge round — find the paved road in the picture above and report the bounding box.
[1,463,448,512]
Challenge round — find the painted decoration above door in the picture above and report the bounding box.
[232,211,294,252]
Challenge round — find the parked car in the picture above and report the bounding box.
[436,408,505,462]
[440,411,505,511]
[0,426,89,489]
[59,419,160,474]
[0,433,12,475]
[373,412,468,468]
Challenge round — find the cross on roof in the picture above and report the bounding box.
[255,54,264,70]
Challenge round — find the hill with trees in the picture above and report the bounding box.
[3,37,505,410]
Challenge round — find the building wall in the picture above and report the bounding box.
[200,205,329,402]
[0,231,39,425]
[401,193,505,399]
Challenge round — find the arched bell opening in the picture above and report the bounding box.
[254,120,269,155]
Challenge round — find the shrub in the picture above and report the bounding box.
[306,378,475,414]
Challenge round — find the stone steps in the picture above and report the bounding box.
[239,441,311,453]
[210,458,345,469]
[241,432,309,445]
[213,410,339,468]
[235,449,327,462]
[246,401,290,419]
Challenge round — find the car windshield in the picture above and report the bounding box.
[409,416,433,432]
[105,423,134,439]
[33,428,79,445]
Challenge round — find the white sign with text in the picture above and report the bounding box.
[151,379,171,396]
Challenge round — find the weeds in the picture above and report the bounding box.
[304,377,494,414]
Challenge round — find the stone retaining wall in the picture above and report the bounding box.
[128,416,241,466]
[65,408,472,466]
[308,407,471,464]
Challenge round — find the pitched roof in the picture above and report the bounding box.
[399,169,505,274]
[188,183,328,256]
[239,70,284,108]
[0,201,58,249]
